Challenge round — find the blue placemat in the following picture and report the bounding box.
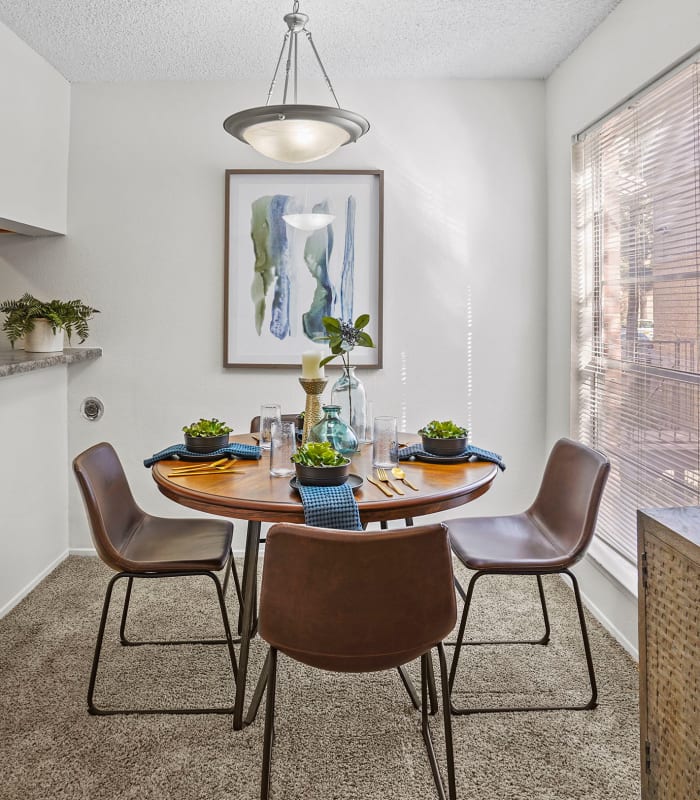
[398,443,506,471]
[297,483,362,531]
[144,442,261,468]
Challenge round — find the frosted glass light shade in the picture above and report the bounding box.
[282,213,335,231]
[223,104,369,164]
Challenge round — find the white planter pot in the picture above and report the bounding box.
[25,318,64,353]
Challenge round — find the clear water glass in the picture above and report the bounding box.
[372,416,398,468]
[270,421,296,477]
[260,403,281,450]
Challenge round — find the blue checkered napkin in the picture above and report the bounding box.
[297,483,362,531]
[143,442,261,468]
[398,443,506,471]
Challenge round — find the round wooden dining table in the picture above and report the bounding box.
[152,433,499,729]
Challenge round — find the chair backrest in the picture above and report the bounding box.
[259,523,457,672]
[73,442,145,571]
[527,438,610,564]
[249,413,299,433]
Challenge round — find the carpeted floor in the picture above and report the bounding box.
[0,556,640,800]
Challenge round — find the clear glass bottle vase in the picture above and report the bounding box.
[330,366,368,443]
[308,404,358,456]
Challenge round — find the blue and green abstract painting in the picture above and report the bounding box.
[249,194,356,342]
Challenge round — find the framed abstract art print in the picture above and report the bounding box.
[224,169,383,368]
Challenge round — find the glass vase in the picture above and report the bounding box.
[331,366,368,443]
[308,404,358,457]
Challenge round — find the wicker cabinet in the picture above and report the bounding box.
[637,508,700,799]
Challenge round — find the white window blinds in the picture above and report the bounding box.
[573,58,700,564]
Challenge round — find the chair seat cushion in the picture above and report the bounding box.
[120,515,233,572]
[446,513,571,572]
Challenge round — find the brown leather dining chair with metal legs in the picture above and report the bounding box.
[73,441,240,715]
[257,522,458,800]
[445,437,610,715]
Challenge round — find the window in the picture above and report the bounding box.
[573,58,700,564]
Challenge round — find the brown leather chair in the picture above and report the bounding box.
[446,437,610,715]
[73,442,239,715]
[256,522,457,800]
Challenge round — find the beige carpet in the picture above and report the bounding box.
[0,556,640,800]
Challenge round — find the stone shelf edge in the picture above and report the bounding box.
[0,347,102,378]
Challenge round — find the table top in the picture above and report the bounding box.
[152,433,499,525]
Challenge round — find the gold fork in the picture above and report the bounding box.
[376,468,404,495]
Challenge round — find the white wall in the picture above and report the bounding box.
[0,367,68,614]
[0,20,70,235]
[546,0,700,656]
[0,78,547,552]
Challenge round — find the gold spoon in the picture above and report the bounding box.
[391,466,419,491]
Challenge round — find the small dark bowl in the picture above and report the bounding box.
[184,433,230,454]
[295,460,351,487]
[421,435,468,457]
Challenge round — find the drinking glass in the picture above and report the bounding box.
[372,416,398,468]
[260,403,281,450]
[270,421,296,477]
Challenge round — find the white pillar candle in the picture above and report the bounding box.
[301,350,325,379]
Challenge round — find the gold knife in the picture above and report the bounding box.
[366,475,393,497]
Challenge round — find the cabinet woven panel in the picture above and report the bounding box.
[644,535,700,797]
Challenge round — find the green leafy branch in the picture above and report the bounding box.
[318,313,375,370]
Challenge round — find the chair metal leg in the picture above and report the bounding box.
[420,645,457,800]
[397,664,421,709]
[566,569,598,710]
[119,551,242,646]
[261,648,278,800]
[449,569,598,715]
[88,569,238,716]
[245,649,271,726]
[448,572,550,648]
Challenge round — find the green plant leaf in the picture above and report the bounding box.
[354,313,370,329]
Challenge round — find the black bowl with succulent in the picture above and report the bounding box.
[418,420,469,457]
[291,441,350,486]
[183,418,233,454]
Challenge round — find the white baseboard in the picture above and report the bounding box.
[0,550,69,619]
[69,547,97,556]
[577,583,638,661]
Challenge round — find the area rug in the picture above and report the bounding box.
[0,556,640,799]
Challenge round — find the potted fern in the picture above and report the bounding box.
[0,293,99,353]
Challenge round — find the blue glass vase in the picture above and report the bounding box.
[308,404,358,457]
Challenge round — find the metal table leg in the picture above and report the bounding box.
[233,520,261,730]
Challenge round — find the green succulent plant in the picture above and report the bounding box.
[290,441,348,467]
[419,420,469,439]
[182,418,233,437]
[0,293,99,348]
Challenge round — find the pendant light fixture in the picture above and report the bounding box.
[223,1,370,163]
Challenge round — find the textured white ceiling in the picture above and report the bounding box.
[0,0,623,83]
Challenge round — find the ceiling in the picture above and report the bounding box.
[0,0,623,83]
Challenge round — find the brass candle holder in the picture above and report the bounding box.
[299,377,328,444]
